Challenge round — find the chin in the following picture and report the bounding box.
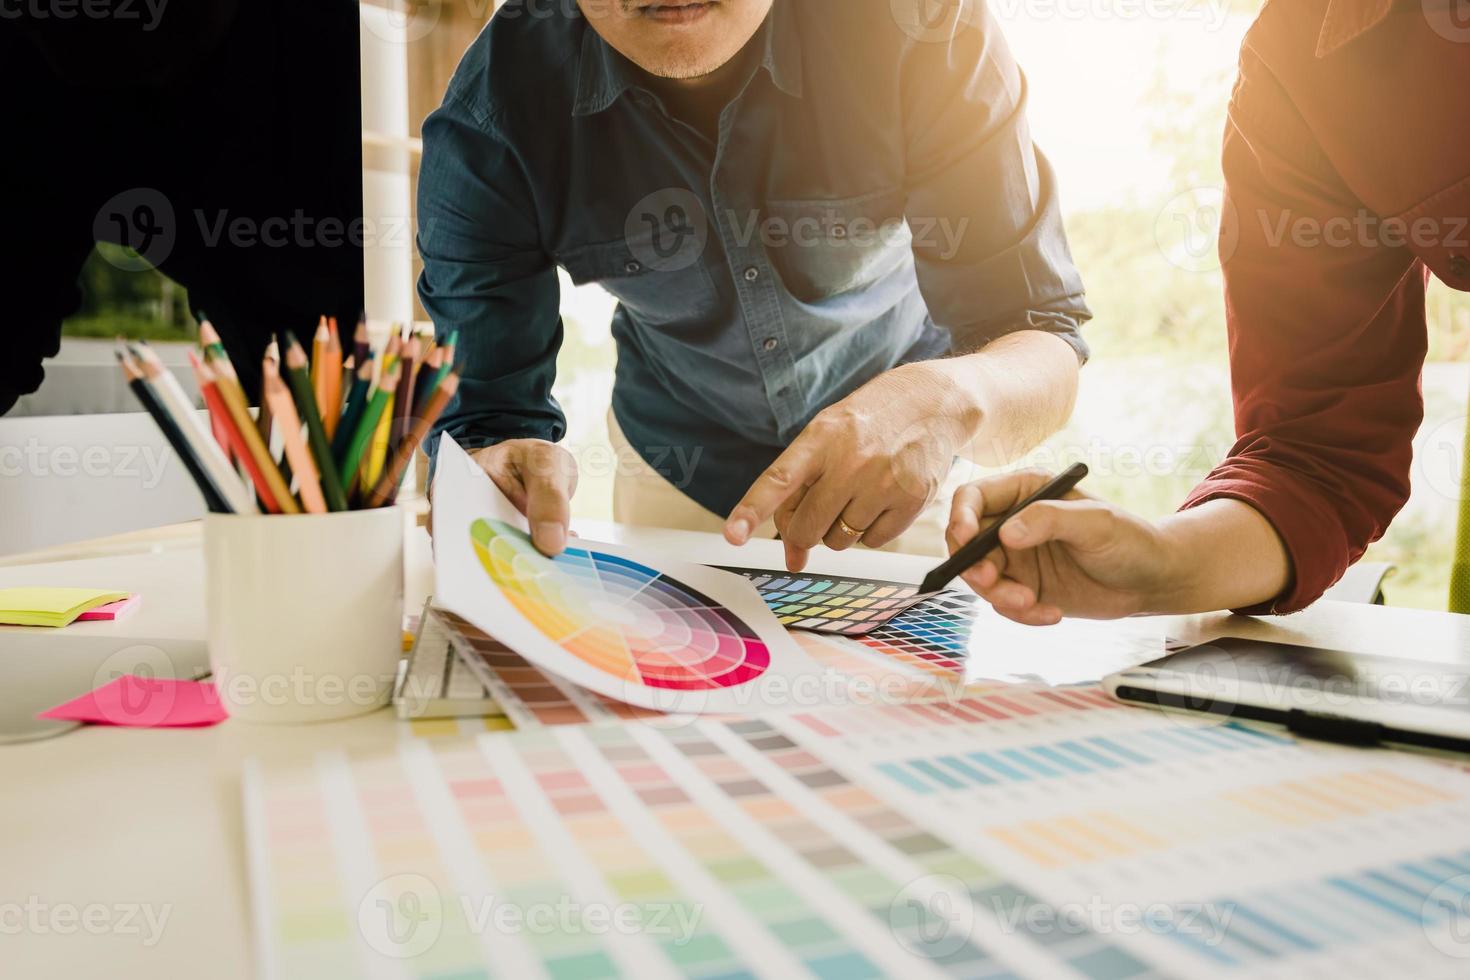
[635,43,732,79]
[583,0,772,81]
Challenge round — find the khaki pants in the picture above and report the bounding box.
[607,410,952,558]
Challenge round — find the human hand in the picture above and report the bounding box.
[471,439,579,556]
[724,363,973,571]
[945,469,1181,624]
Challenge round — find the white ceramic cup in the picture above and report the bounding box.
[204,508,404,723]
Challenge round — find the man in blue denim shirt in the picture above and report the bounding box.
[419,0,1089,571]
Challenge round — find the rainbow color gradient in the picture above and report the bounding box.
[470,519,770,690]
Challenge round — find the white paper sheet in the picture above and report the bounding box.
[431,436,825,714]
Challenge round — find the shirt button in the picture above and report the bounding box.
[624,260,642,274]
[743,266,761,282]
[831,224,848,240]
[1451,254,1470,279]
[762,337,779,352]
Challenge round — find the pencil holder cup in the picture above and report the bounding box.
[204,508,404,723]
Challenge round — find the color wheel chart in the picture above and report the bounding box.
[470,519,770,692]
[773,689,1470,977]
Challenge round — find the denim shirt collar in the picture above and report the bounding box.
[572,0,803,117]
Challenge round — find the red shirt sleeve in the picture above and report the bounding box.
[1179,41,1426,615]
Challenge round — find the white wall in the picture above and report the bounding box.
[0,413,207,555]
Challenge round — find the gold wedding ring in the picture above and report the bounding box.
[836,516,866,539]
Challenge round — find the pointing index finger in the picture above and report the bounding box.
[724,441,819,545]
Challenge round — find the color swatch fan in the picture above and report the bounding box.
[432,436,822,714]
[470,519,770,690]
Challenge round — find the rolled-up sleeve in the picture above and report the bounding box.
[898,2,1090,360]
[1180,45,1424,614]
[417,94,566,461]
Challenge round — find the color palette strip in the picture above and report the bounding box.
[983,767,1456,870]
[1162,849,1470,967]
[248,694,1470,979]
[246,718,1166,978]
[582,725,895,977]
[788,631,989,705]
[724,567,938,635]
[854,593,983,678]
[787,684,1120,740]
[437,609,666,729]
[706,718,1158,978]
[873,721,1291,796]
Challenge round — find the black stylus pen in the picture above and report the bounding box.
[918,463,1089,595]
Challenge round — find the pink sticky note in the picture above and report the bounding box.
[75,594,141,622]
[38,675,227,728]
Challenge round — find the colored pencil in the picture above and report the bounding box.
[366,372,459,508]
[390,334,421,453]
[322,320,344,439]
[262,357,327,514]
[339,360,398,493]
[426,329,457,402]
[131,343,255,514]
[189,352,281,514]
[331,356,374,465]
[362,383,396,491]
[193,320,232,458]
[280,332,348,513]
[198,317,227,360]
[412,347,447,413]
[340,354,355,406]
[201,343,299,514]
[351,313,370,369]
[118,349,230,514]
[256,338,280,449]
[380,332,402,378]
[310,316,330,407]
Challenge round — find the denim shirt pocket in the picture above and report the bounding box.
[762,185,911,303]
[557,234,720,328]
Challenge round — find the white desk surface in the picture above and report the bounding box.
[4,520,1468,979]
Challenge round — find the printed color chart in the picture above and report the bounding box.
[248,689,1470,978]
[724,568,938,635]
[473,520,771,690]
[854,592,981,679]
[246,720,1163,979]
[433,608,667,730]
[781,688,1470,977]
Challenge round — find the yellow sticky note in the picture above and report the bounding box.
[0,588,131,628]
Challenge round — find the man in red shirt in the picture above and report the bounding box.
[943,0,1470,623]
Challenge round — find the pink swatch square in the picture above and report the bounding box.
[38,675,227,728]
[76,594,141,622]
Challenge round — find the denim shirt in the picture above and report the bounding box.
[418,0,1090,516]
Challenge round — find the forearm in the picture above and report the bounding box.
[915,330,1080,465]
[1151,498,1292,615]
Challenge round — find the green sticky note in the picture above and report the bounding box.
[0,588,130,628]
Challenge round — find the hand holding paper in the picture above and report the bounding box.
[431,435,822,714]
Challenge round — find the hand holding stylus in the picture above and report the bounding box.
[943,468,1180,625]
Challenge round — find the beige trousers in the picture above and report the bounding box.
[607,410,951,558]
